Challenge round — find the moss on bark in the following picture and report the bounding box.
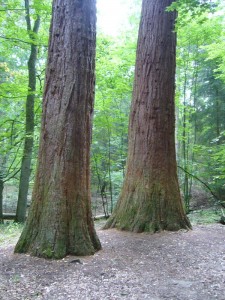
[104,0,191,234]
[14,0,101,259]
[104,181,191,233]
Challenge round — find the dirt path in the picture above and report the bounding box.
[0,224,225,300]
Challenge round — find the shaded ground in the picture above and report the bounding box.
[0,223,225,300]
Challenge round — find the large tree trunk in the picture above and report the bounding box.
[104,0,191,233]
[15,0,101,258]
[15,0,40,223]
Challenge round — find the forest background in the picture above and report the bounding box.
[0,0,225,223]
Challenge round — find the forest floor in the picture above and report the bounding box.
[0,219,225,300]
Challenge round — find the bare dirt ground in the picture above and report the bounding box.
[0,223,225,300]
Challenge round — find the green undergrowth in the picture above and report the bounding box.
[188,208,222,225]
[0,222,24,247]
[0,209,223,249]
[94,218,108,229]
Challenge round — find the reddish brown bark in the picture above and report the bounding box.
[104,0,191,232]
[15,0,101,258]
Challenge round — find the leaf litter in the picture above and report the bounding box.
[0,223,225,300]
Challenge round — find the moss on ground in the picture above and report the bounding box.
[0,222,23,247]
[188,208,222,225]
[0,209,223,250]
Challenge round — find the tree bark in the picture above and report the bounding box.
[15,0,40,223]
[104,0,191,233]
[15,0,101,258]
[0,175,3,223]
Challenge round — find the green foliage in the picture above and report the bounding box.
[0,0,51,188]
[203,3,225,82]
[188,208,221,225]
[175,0,225,208]
[91,28,138,209]
[0,222,23,246]
[1,0,225,217]
[168,0,217,18]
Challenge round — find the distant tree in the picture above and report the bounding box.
[175,0,225,207]
[104,0,191,232]
[0,0,50,221]
[15,0,101,258]
[92,34,136,215]
[15,0,40,223]
[0,174,3,223]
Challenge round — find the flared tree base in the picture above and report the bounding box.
[104,182,192,233]
[15,224,101,259]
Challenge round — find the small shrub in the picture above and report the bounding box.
[0,222,23,246]
[188,208,221,225]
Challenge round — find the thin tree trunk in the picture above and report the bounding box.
[107,134,113,213]
[215,89,220,141]
[182,68,190,212]
[15,0,40,223]
[92,154,108,217]
[104,0,191,233]
[15,0,101,258]
[189,58,200,204]
[0,175,3,223]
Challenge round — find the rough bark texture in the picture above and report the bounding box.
[15,0,101,258]
[15,0,40,223]
[104,0,191,233]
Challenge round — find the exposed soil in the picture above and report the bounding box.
[0,223,225,300]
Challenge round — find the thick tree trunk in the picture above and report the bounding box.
[15,1,40,223]
[104,0,191,233]
[15,0,101,258]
